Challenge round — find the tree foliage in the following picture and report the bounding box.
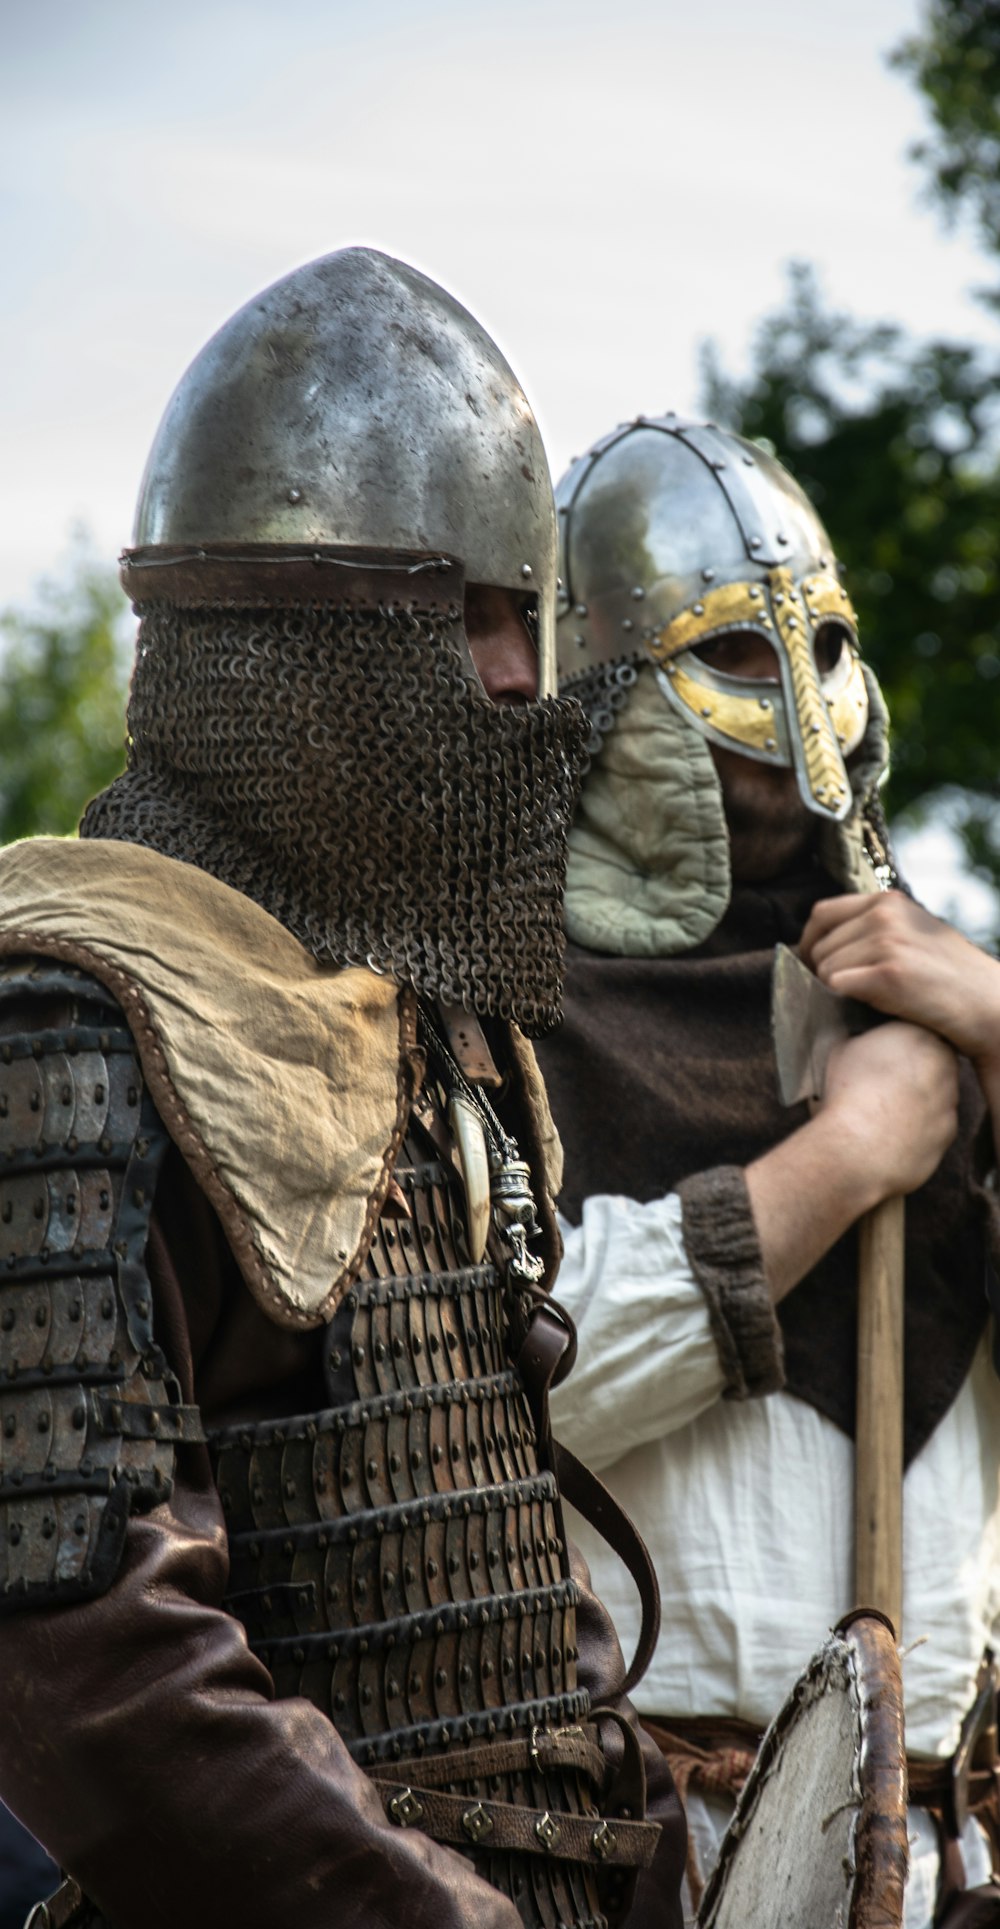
[0,537,129,844]
[701,264,1000,924]
[893,0,1000,292]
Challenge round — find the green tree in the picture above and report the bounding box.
[0,536,130,844]
[701,264,1000,931]
[893,0,1000,297]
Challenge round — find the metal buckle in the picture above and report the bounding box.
[461,1801,494,1843]
[388,1786,425,1827]
[591,1820,618,1860]
[535,1811,562,1852]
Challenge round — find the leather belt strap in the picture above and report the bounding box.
[554,1440,661,1700]
[368,1724,607,1792]
[376,1780,660,1869]
[516,1297,661,1702]
[646,1712,1000,1829]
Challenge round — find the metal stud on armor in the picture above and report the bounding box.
[555,416,870,822]
[0,962,203,1613]
[208,1049,658,1927]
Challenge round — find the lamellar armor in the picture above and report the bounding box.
[209,1020,658,1926]
[1,961,658,1929]
[0,961,202,1615]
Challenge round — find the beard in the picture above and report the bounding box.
[711,745,817,883]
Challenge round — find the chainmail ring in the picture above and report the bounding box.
[82,602,589,1035]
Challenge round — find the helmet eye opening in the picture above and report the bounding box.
[690,627,781,684]
[814,621,849,678]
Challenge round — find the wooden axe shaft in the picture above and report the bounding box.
[854,1194,906,1638]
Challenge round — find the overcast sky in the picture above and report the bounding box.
[2,0,997,929]
[2,0,993,609]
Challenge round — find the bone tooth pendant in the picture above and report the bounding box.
[448,1091,491,1264]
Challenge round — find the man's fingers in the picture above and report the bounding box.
[809,922,895,981]
[799,893,883,962]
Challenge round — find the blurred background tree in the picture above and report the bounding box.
[893,0,1000,302]
[701,0,1000,938]
[0,0,995,935]
[700,267,1000,891]
[0,531,129,842]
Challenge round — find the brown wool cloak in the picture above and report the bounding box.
[537,862,1000,1468]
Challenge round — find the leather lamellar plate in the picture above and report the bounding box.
[0,960,203,1613]
[209,1118,641,1929]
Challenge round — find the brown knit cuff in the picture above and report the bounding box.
[677,1165,784,1401]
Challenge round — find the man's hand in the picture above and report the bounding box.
[820,1021,961,1207]
[747,1017,960,1303]
[800,891,1000,1073]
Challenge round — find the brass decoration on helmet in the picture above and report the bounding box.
[647,565,868,817]
[555,415,870,820]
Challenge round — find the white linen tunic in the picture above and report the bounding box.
[551,1191,1000,1921]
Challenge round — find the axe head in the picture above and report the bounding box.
[771,942,877,1106]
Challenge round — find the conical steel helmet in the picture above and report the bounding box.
[122,247,559,692]
[555,415,869,819]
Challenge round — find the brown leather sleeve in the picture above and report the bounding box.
[0,1161,524,1929]
[569,1546,686,1929]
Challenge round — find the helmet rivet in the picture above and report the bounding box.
[748,586,760,600]
[575,603,588,617]
[622,618,634,632]
[765,736,777,750]
[693,603,704,616]
[702,567,715,583]
[777,533,789,545]
[774,594,784,606]
[573,635,585,648]
[520,563,533,579]
[811,721,822,734]
[816,785,825,797]
[742,455,755,467]
[759,698,771,711]
[287,487,303,504]
[631,586,645,601]
[700,706,712,718]
[749,537,762,550]
[711,460,727,472]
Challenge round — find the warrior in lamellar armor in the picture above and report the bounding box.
[0,255,685,1929]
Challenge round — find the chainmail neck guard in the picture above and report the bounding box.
[81,602,589,1036]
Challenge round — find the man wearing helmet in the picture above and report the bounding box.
[0,260,685,1929]
[537,416,1000,1926]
